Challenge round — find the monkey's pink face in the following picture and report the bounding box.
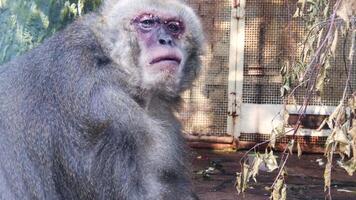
[132,13,186,90]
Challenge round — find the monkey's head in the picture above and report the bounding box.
[96,0,204,97]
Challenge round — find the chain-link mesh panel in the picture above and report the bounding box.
[243,0,355,106]
[239,133,328,146]
[179,1,232,136]
[181,0,354,138]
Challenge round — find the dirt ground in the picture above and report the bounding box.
[191,149,356,200]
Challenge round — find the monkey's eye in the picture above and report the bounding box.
[139,18,156,29]
[166,21,183,35]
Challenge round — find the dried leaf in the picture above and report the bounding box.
[334,127,349,144]
[317,29,324,47]
[324,130,335,156]
[339,120,353,157]
[274,122,285,136]
[250,154,263,182]
[235,172,242,194]
[299,0,306,12]
[326,103,345,130]
[283,111,290,125]
[270,118,286,148]
[236,163,250,194]
[324,151,333,192]
[330,29,338,57]
[242,163,250,192]
[293,7,302,18]
[280,87,286,98]
[317,118,328,131]
[271,178,287,200]
[349,126,356,139]
[293,0,306,17]
[281,183,287,200]
[329,103,342,122]
[323,2,330,18]
[336,109,347,126]
[349,94,356,110]
[315,69,326,94]
[263,150,279,172]
[271,118,286,147]
[288,139,295,154]
[336,0,356,25]
[324,164,331,192]
[339,143,351,158]
[270,132,276,148]
[272,179,283,200]
[338,159,356,176]
[297,142,302,158]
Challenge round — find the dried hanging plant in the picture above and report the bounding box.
[236,0,355,199]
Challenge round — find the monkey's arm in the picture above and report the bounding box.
[85,86,197,200]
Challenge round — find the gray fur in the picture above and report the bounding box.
[0,0,204,199]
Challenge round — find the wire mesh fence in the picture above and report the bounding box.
[181,0,354,139]
[180,0,232,136]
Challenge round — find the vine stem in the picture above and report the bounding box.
[270,0,343,194]
[341,28,355,102]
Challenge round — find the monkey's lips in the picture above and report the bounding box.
[149,56,181,73]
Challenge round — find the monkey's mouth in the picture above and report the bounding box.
[149,56,182,65]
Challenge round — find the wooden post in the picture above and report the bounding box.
[227,0,246,138]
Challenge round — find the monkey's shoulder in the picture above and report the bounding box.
[35,19,106,62]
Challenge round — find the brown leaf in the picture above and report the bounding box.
[235,172,242,194]
[263,150,279,172]
[338,159,356,176]
[334,127,349,144]
[324,161,332,192]
[330,30,338,57]
[336,0,356,24]
[271,178,287,200]
[250,154,263,182]
[349,126,356,139]
[297,142,302,158]
[288,139,295,154]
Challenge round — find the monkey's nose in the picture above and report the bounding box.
[159,38,173,46]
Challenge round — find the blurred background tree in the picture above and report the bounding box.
[0,0,102,64]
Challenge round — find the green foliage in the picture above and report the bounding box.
[0,0,102,64]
